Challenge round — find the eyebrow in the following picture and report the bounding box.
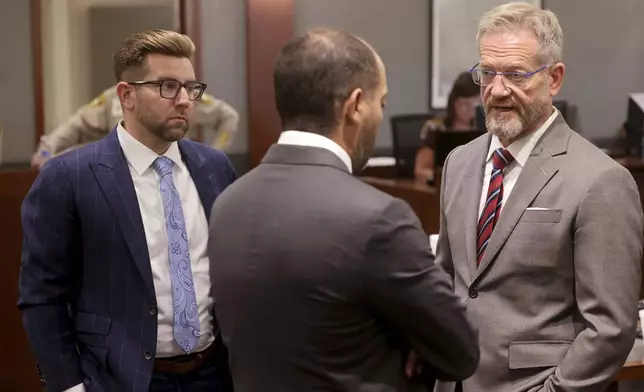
[153,76,199,83]
[480,63,528,71]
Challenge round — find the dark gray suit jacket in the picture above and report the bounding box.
[208,143,479,392]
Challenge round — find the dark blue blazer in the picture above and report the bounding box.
[17,129,236,392]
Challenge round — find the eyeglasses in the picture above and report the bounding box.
[469,63,551,87]
[128,79,207,101]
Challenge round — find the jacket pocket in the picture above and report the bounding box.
[76,312,112,348]
[508,340,572,369]
[519,209,562,223]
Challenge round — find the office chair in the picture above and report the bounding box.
[390,113,435,178]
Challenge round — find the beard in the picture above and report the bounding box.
[484,90,550,144]
[350,123,378,174]
[351,145,371,174]
[139,111,189,143]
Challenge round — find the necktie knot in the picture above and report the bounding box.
[492,148,514,171]
[152,156,174,177]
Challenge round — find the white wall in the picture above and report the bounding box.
[294,0,430,149]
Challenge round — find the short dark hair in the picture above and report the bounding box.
[112,29,195,81]
[273,28,381,134]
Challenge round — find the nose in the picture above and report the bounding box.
[489,74,510,98]
[175,86,191,106]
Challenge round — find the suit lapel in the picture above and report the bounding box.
[460,137,489,281]
[179,140,216,218]
[474,119,570,282]
[90,129,156,301]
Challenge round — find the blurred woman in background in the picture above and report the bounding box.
[415,71,479,182]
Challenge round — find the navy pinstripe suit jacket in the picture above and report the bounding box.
[17,129,236,392]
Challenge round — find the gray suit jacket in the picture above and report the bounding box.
[208,144,479,392]
[434,115,643,392]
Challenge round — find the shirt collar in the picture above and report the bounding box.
[277,130,353,173]
[486,106,559,167]
[116,121,185,176]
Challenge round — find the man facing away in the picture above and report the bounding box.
[433,3,643,392]
[208,28,480,392]
[18,29,236,392]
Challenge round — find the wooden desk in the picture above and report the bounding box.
[360,164,396,179]
[0,166,41,391]
[360,176,440,235]
[617,339,644,380]
[607,339,644,391]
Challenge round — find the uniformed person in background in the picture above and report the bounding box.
[30,83,239,169]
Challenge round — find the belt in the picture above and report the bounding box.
[153,342,218,375]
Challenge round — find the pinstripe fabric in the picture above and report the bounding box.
[18,129,236,392]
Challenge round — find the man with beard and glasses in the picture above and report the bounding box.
[18,30,236,392]
[207,28,479,392]
[433,3,643,392]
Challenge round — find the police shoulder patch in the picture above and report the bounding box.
[88,93,106,108]
[200,93,214,104]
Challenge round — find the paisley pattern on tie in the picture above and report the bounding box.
[152,156,200,352]
[476,148,514,266]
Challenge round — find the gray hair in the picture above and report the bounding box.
[477,2,563,64]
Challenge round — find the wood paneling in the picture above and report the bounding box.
[29,0,43,147]
[246,0,295,167]
[179,0,202,79]
[0,168,40,391]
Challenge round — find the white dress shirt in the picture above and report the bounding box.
[477,108,559,219]
[66,124,214,391]
[278,130,353,173]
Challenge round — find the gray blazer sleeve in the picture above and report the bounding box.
[435,147,460,282]
[543,166,643,391]
[362,198,480,381]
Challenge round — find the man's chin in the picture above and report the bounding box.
[162,127,187,142]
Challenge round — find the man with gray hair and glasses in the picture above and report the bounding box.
[433,3,643,391]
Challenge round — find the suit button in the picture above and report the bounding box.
[468,287,478,298]
[144,351,153,360]
[149,306,157,316]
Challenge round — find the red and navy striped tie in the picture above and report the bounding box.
[476,148,514,266]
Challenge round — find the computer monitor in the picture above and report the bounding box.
[475,99,569,130]
[626,93,644,157]
[433,130,486,169]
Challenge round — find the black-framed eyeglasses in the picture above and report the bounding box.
[469,63,551,87]
[127,79,207,101]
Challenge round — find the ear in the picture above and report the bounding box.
[116,81,135,111]
[343,88,364,125]
[548,63,565,96]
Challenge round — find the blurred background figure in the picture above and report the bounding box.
[414,71,479,182]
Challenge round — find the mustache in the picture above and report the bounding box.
[486,100,517,108]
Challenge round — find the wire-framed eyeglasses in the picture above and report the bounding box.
[469,63,551,87]
[128,79,207,101]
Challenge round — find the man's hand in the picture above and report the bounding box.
[405,350,423,378]
[30,151,50,170]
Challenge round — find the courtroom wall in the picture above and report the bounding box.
[545,0,644,138]
[294,0,430,150]
[0,0,35,163]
